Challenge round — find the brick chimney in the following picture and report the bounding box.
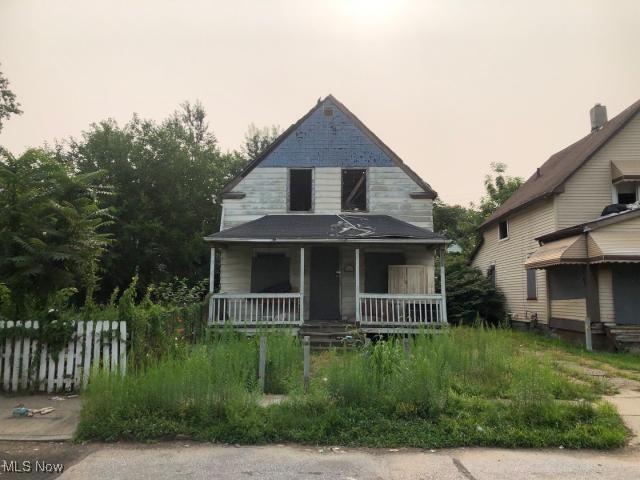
[590,104,608,132]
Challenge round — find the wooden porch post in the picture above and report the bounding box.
[208,247,215,323]
[439,247,448,323]
[299,246,305,325]
[355,248,361,324]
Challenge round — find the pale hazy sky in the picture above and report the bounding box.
[1,0,639,204]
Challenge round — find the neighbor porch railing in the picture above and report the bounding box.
[209,293,303,326]
[357,293,446,327]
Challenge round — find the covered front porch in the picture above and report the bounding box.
[205,215,449,332]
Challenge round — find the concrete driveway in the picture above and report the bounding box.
[56,443,640,480]
[0,394,81,441]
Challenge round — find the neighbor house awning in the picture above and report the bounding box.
[611,160,640,184]
[524,235,587,269]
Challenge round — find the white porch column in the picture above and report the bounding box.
[299,246,305,325]
[208,247,216,323]
[355,248,361,324]
[439,247,448,323]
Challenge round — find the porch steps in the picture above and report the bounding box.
[603,323,640,351]
[299,322,360,349]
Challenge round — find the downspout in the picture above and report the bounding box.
[583,231,593,352]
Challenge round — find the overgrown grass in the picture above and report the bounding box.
[76,326,630,448]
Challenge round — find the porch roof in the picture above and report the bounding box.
[204,214,448,244]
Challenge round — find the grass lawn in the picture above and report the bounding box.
[76,327,630,449]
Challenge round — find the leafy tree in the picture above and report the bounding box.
[444,255,506,325]
[0,148,111,317]
[478,162,523,217]
[0,64,22,132]
[241,123,280,161]
[64,102,246,300]
[433,200,483,256]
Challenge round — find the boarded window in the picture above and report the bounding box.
[251,254,291,293]
[341,169,367,211]
[499,220,509,239]
[289,169,312,211]
[364,252,405,293]
[548,265,585,300]
[487,265,496,285]
[526,269,537,300]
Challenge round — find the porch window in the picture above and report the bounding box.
[341,169,367,211]
[250,253,291,293]
[526,269,537,300]
[487,265,496,285]
[289,169,313,211]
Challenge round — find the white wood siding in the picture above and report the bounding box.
[221,166,433,230]
[472,200,555,324]
[220,247,252,293]
[556,113,640,228]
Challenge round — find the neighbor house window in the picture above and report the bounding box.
[341,169,367,211]
[289,169,313,211]
[615,181,638,204]
[499,220,509,240]
[527,269,537,300]
[487,265,496,285]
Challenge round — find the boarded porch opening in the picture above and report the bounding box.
[612,264,640,325]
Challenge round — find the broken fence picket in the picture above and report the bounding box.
[0,320,127,393]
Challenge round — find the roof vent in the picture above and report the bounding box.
[324,106,334,117]
[590,103,608,132]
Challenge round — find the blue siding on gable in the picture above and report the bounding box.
[259,100,395,168]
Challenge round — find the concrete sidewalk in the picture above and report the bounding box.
[57,444,640,480]
[0,394,81,441]
[606,389,640,446]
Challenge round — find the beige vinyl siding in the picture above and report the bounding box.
[222,166,434,230]
[472,200,555,324]
[598,265,615,323]
[550,299,587,321]
[556,113,640,228]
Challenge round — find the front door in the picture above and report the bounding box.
[310,247,340,321]
[613,264,640,325]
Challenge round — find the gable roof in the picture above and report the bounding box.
[222,94,437,198]
[480,98,640,229]
[205,214,447,243]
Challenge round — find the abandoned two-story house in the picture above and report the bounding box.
[205,95,449,332]
[471,99,640,348]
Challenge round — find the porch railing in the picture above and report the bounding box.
[358,293,446,327]
[209,293,303,326]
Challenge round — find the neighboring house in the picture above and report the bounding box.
[471,99,640,348]
[205,95,449,332]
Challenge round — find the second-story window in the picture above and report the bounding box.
[498,220,509,240]
[342,169,367,211]
[289,169,313,211]
[615,181,638,204]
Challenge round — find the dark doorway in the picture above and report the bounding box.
[365,252,405,293]
[310,247,340,320]
[612,264,640,325]
[251,254,291,293]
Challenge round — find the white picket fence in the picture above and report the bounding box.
[0,320,127,393]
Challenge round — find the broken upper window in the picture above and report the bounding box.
[289,169,313,211]
[498,220,509,240]
[341,169,367,212]
[615,181,638,204]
